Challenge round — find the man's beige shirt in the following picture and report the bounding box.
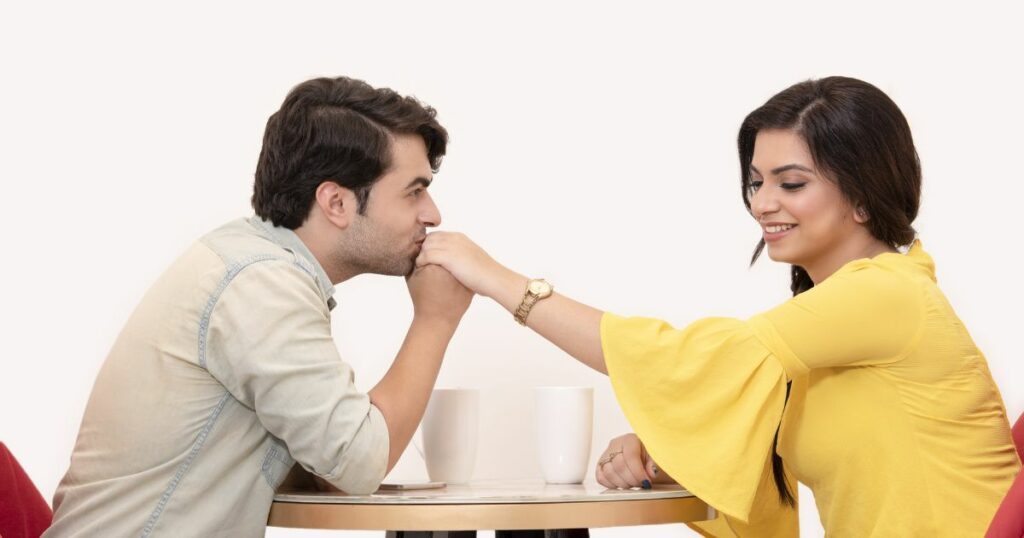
[44,217,389,537]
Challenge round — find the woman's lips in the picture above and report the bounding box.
[763,224,797,242]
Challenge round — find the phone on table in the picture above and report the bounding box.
[378,481,446,491]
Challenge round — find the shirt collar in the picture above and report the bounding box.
[249,216,337,310]
[904,238,937,281]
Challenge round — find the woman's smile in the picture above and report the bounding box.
[762,222,798,243]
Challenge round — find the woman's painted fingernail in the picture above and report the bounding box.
[641,480,652,489]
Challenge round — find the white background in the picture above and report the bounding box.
[2,2,1022,537]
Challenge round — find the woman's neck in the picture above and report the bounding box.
[803,236,898,285]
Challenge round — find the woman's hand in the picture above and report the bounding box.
[596,433,659,489]
[416,230,608,374]
[415,232,511,298]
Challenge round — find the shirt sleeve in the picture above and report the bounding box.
[204,259,389,494]
[748,263,925,376]
[602,313,798,533]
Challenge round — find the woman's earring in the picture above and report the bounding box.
[856,207,869,221]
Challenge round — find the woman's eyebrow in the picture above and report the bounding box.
[770,163,814,175]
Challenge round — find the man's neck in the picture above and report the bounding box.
[293,224,359,285]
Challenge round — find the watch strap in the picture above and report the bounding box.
[514,290,541,325]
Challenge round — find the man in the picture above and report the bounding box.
[44,77,472,537]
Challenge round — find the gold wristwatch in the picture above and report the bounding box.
[514,278,553,325]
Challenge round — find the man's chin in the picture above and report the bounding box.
[389,258,417,278]
[360,253,417,278]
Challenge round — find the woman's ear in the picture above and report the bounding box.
[854,206,870,224]
[314,181,359,229]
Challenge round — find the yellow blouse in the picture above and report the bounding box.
[602,241,1020,537]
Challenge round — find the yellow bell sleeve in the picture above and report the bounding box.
[602,314,799,535]
[750,262,925,372]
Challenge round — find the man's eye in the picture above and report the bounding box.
[410,188,424,197]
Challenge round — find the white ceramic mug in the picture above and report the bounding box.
[535,386,594,484]
[414,388,479,484]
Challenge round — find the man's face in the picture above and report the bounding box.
[342,134,440,276]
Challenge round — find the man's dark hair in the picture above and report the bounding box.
[252,76,448,229]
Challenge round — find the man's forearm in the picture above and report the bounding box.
[368,316,458,473]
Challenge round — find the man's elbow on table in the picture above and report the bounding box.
[307,403,391,495]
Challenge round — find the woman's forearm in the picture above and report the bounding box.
[484,267,607,374]
[416,232,608,373]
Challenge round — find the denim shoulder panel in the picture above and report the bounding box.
[290,255,317,280]
[140,391,232,537]
[197,255,278,370]
[260,439,295,489]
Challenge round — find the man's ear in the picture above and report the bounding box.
[314,181,360,229]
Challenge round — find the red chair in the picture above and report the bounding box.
[987,412,1024,538]
[0,442,52,538]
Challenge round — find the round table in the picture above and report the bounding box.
[269,479,714,537]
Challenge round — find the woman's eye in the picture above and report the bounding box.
[781,182,807,191]
[749,181,763,192]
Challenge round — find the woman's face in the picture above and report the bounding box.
[748,129,866,269]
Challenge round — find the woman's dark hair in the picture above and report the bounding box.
[737,76,922,506]
[252,76,448,229]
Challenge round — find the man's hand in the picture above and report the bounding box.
[372,264,472,474]
[406,263,473,326]
[415,232,510,299]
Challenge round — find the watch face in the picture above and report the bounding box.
[528,279,551,296]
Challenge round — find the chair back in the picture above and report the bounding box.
[986,412,1024,538]
[0,442,53,538]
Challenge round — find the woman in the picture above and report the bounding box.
[416,77,1020,536]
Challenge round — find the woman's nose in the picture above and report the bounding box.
[750,188,779,220]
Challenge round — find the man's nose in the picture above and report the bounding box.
[420,192,441,228]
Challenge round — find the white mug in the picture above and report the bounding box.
[414,388,479,484]
[535,386,594,484]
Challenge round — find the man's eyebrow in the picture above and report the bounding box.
[405,177,433,189]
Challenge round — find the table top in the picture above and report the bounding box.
[275,479,695,504]
[269,479,715,531]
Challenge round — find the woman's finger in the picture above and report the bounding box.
[645,450,659,481]
[596,462,613,489]
[598,449,631,489]
[603,462,631,489]
[609,449,643,488]
[621,440,651,487]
